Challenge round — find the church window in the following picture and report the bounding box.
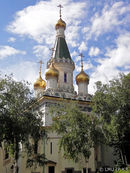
[64,73,67,83]
[83,168,86,173]
[48,166,55,173]
[50,142,52,154]
[66,169,73,173]
[88,168,91,173]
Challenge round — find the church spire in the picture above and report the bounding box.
[54,5,72,60]
[46,5,75,92]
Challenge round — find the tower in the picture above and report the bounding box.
[47,5,75,93]
[76,53,89,96]
[45,49,59,90]
[34,60,46,97]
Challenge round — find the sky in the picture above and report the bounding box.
[0,0,130,94]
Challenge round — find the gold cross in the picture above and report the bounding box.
[57,4,63,18]
[38,60,44,76]
[79,53,84,71]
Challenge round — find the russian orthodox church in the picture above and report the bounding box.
[0,6,115,173]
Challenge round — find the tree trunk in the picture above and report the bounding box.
[13,161,18,173]
[13,138,19,173]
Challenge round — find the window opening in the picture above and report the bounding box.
[48,166,55,173]
[64,73,67,83]
[50,142,52,154]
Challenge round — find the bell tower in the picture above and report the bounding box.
[47,5,75,93]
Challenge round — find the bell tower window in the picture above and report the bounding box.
[64,73,67,83]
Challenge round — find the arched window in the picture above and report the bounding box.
[64,73,67,83]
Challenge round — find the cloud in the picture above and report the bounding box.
[89,47,100,56]
[75,56,81,62]
[85,1,130,40]
[1,61,45,89]
[7,0,86,44]
[0,46,26,59]
[78,41,87,52]
[33,45,50,60]
[8,37,16,42]
[89,32,130,94]
[71,51,78,60]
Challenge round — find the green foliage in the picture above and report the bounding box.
[92,73,130,165]
[26,153,47,168]
[50,101,103,162]
[114,167,130,173]
[0,74,46,171]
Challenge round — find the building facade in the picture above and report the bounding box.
[0,8,115,173]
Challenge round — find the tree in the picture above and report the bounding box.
[92,73,130,166]
[0,75,46,173]
[50,101,102,162]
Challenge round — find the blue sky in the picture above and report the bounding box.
[0,0,130,94]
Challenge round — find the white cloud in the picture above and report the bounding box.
[8,37,16,42]
[88,33,130,94]
[75,56,81,62]
[33,45,50,59]
[89,47,100,56]
[7,0,86,44]
[0,46,26,59]
[85,1,130,39]
[1,61,46,89]
[78,41,87,52]
[71,51,78,60]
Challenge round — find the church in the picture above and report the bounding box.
[0,6,115,173]
[22,6,114,173]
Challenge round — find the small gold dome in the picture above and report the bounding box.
[76,70,89,85]
[45,63,59,79]
[34,75,46,89]
[55,18,66,30]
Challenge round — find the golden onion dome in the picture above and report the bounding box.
[76,70,89,85]
[45,63,59,79]
[55,18,66,30]
[34,74,46,89]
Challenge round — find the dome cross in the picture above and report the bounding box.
[57,4,63,18]
[38,60,44,77]
[79,53,84,71]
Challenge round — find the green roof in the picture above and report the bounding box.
[54,37,71,59]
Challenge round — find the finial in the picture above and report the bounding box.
[79,53,84,71]
[49,48,55,66]
[38,60,43,77]
[57,4,63,18]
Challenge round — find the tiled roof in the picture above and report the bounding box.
[54,37,71,59]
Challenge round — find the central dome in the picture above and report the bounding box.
[55,18,66,29]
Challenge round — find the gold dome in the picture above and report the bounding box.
[45,63,59,79]
[55,18,66,30]
[34,74,46,89]
[76,70,89,85]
